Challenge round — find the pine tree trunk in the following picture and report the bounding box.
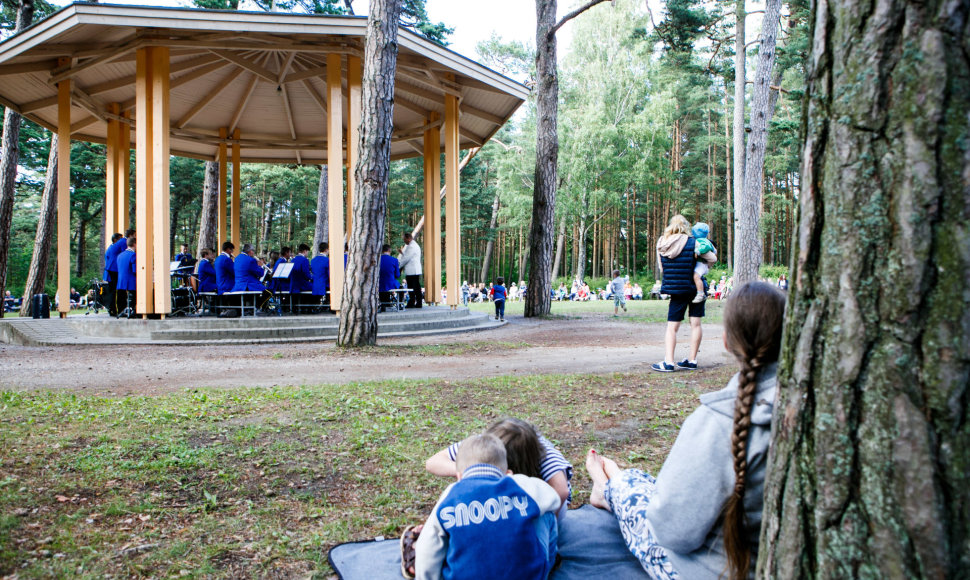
[724,100,734,270]
[261,196,275,254]
[551,215,566,281]
[758,0,970,576]
[574,219,588,283]
[0,0,35,318]
[337,0,401,347]
[313,165,329,256]
[479,192,500,283]
[736,0,782,283]
[525,0,558,318]
[197,160,219,255]
[19,137,57,317]
[732,0,746,281]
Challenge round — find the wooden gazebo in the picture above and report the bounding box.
[0,3,528,316]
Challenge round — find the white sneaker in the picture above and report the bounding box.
[691,292,706,304]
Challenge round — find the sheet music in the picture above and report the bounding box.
[273,263,294,278]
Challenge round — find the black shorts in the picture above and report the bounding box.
[667,294,705,322]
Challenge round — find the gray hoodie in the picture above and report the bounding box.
[644,363,777,579]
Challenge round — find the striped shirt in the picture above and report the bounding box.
[447,435,573,484]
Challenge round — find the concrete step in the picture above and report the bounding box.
[148,311,496,341]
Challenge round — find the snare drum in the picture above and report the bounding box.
[171,287,193,311]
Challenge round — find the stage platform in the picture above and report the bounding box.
[0,306,504,346]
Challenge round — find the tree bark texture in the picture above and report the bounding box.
[551,215,567,281]
[196,160,219,255]
[337,0,401,347]
[736,0,782,284]
[19,137,57,317]
[758,0,970,577]
[524,0,558,318]
[732,0,747,282]
[313,165,329,256]
[479,192,500,284]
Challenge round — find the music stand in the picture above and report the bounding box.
[273,263,294,279]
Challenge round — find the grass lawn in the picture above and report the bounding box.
[468,296,725,323]
[0,365,736,578]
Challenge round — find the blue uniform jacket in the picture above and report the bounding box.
[232,253,265,292]
[116,249,137,291]
[197,259,217,293]
[311,255,329,296]
[175,252,193,264]
[214,253,235,294]
[289,254,312,293]
[379,254,400,292]
[104,237,127,278]
[660,237,703,297]
[268,257,288,291]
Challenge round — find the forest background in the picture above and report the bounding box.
[0,0,804,300]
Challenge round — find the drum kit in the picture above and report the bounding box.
[170,260,198,316]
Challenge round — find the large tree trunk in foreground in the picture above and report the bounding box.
[758,0,970,576]
[735,0,782,284]
[524,0,558,318]
[479,192,500,284]
[0,0,37,317]
[337,0,401,347]
[313,165,328,256]
[731,0,747,283]
[196,160,219,256]
[19,137,57,317]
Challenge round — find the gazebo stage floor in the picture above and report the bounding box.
[0,306,503,346]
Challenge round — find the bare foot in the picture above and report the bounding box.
[601,454,622,479]
[585,449,612,511]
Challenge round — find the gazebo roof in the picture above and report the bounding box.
[0,3,529,164]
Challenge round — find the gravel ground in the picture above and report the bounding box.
[0,314,730,395]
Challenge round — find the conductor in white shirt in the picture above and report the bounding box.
[398,232,423,308]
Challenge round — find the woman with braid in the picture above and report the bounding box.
[585,281,785,579]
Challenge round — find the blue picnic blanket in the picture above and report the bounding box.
[327,504,648,579]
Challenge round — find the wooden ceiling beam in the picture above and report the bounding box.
[176,66,245,129]
[48,33,145,84]
[461,104,505,126]
[458,127,484,146]
[229,73,261,134]
[0,59,59,76]
[394,96,435,117]
[277,51,296,84]
[210,49,277,84]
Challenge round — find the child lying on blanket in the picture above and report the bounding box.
[402,418,572,578]
[414,433,560,580]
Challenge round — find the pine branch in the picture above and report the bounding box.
[547,0,612,39]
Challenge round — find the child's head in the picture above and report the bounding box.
[456,433,507,475]
[691,222,710,240]
[612,269,620,278]
[486,418,543,479]
[721,281,786,580]
[496,277,504,286]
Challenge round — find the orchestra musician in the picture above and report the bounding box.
[233,243,273,310]
[379,243,401,309]
[104,229,134,315]
[175,243,193,264]
[268,246,291,292]
[290,244,312,294]
[214,242,235,295]
[116,237,137,315]
[195,248,217,293]
[311,242,330,299]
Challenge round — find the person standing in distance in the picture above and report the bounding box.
[652,214,705,372]
[398,232,423,308]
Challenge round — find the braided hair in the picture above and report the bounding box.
[721,282,786,579]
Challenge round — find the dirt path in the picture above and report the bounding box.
[0,314,729,395]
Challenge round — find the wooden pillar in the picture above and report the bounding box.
[56,65,71,317]
[150,47,171,317]
[118,113,130,232]
[134,46,171,316]
[231,128,240,246]
[444,91,460,308]
[105,103,119,245]
[423,112,441,305]
[345,56,362,235]
[326,53,345,311]
[218,127,228,246]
